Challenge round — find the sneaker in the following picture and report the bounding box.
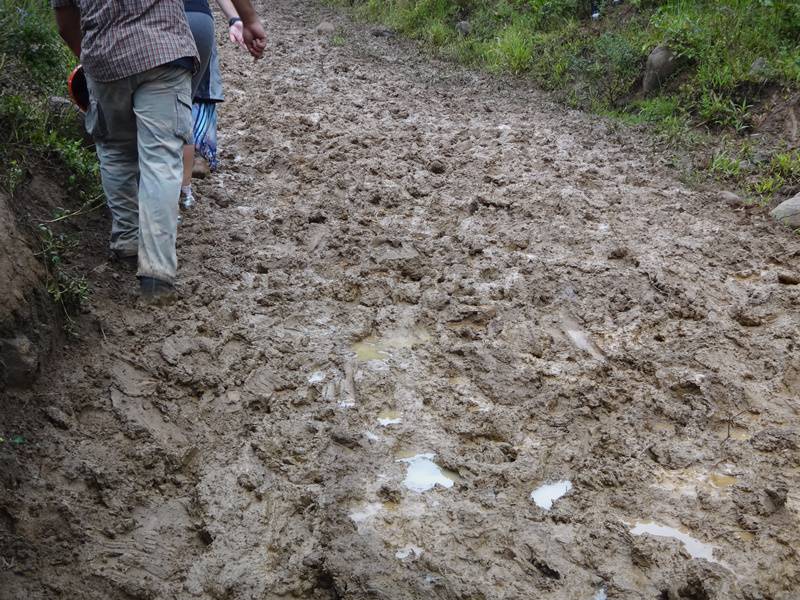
[138,276,177,304]
[181,191,196,210]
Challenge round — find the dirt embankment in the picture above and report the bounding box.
[2,1,800,599]
[0,179,58,389]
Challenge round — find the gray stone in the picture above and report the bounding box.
[315,21,335,35]
[456,21,471,36]
[718,190,744,207]
[770,193,800,228]
[44,406,71,429]
[643,45,678,93]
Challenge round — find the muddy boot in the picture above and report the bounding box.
[110,250,138,270]
[138,276,177,305]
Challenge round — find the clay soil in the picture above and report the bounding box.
[2,1,800,598]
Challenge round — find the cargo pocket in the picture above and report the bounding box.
[175,94,193,145]
[84,99,108,141]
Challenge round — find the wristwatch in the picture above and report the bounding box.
[228,16,241,27]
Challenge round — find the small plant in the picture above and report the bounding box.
[490,24,533,74]
[750,173,785,201]
[331,33,346,46]
[710,151,741,178]
[36,223,90,335]
[769,150,800,183]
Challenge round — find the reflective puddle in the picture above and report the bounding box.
[656,469,737,496]
[560,314,604,360]
[349,502,383,524]
[628,521,719,563]
[377,409,402,427]
[308,371,326,385]
[353,328,431,362]
[396,452,459,493]
[530,480,572,510]
[395,544,423,560]
[592,587,607,600]
[707,473,737,488]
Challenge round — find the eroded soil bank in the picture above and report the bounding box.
[2,1,800,598]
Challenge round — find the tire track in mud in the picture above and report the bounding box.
[3,1,800,599]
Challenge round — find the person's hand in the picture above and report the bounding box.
[228,20,247,50]
[241,20,267,60]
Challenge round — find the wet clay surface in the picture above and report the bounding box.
[3,1,800,598]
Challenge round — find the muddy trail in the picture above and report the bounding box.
[3,1,800,598]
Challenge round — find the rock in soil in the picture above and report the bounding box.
[643,45,678,93]
[770,192,800,227]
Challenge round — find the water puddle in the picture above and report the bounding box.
[396,452,459,493]
[530,480,572,510]
[349,502,383,525]
[707,473,737,488]
[308,371,326,385]
[592,587,607,600]
[377,409,402,427]
[716,424,751,441]
[656,468,737,496]
[352,328,431,363]
[395,544,423,560]
[364,431,380,442]
[560,314,604,360]
[628,521,720,564]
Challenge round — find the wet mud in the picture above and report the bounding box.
[2,1,800,598]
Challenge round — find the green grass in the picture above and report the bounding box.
[328,0,800,204]
[1,0,100,330]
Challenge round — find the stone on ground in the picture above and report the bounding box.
[770,192,800,228]
[643,45,677,93]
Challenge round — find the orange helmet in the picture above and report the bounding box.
[67,64,89,112]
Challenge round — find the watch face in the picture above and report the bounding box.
[68,64,89,113]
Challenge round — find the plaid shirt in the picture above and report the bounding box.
[52,0,198,82]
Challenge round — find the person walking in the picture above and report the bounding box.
[181,0,248,208]
[52,0,266,301]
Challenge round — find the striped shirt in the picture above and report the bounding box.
[52,0,199,82]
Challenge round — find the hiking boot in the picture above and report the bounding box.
[138,276,177,305]
[111,250,138,270]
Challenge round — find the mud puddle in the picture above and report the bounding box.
[396,452,460,492]
[530,480,573,510]
[628,521,722,565]
[352,327,431,362]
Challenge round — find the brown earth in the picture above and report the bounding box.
[2,1,800,598]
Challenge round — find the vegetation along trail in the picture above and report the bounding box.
[3,1,800,598]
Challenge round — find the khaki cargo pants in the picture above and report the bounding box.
[85,66,192,284]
